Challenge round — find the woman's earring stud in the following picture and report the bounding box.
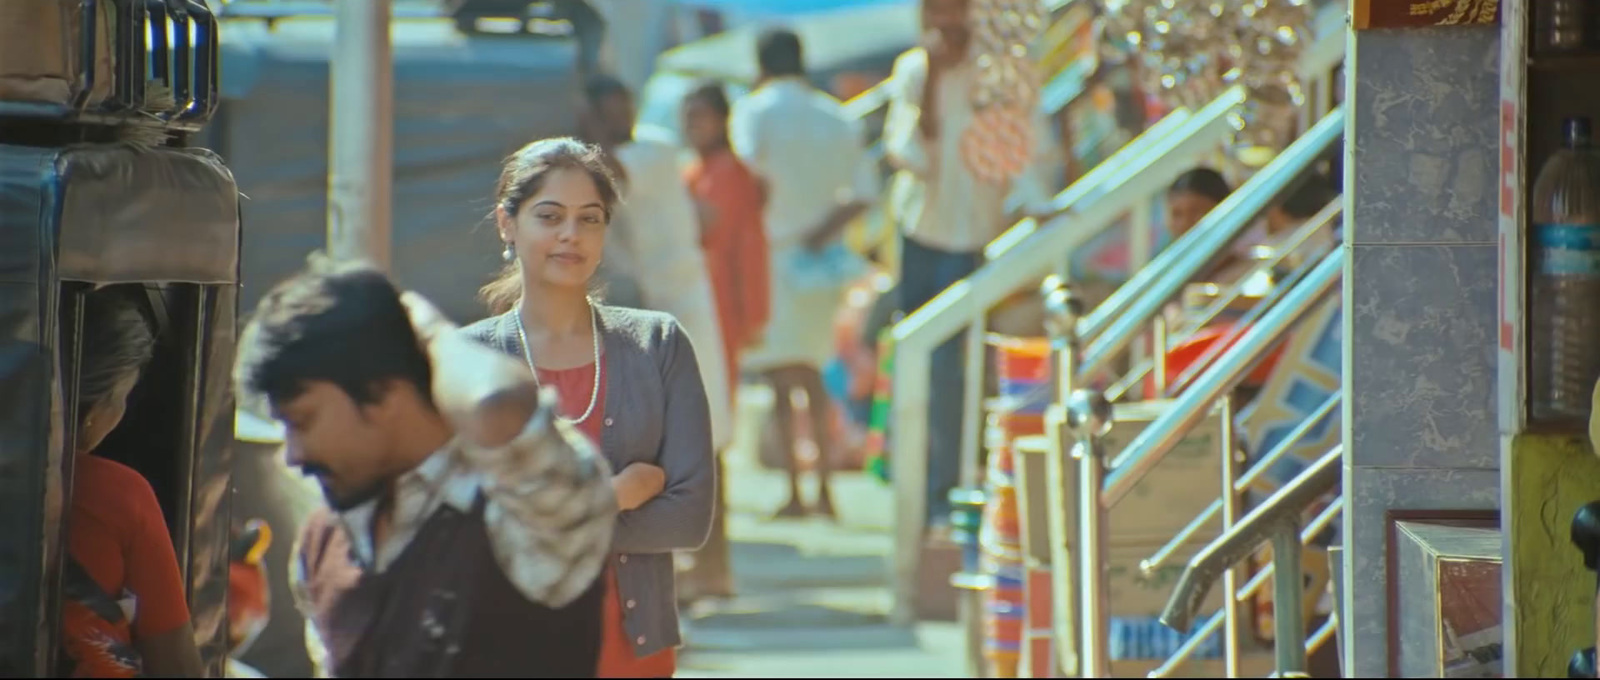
[502,243,515,262]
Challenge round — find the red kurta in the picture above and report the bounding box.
[686,148,771,395]
[538,361,677,678]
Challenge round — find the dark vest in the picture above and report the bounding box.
[298,498,605,678]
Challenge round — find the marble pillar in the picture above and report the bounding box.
[1342,25,1502,678]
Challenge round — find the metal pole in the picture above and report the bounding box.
[1067,389,1112,678]
[328,0,394,268]
[1219,397,1241,677]
[1041,277,1084,675]
[1270,523,1309,675]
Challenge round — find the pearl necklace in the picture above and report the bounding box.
[515,302,601,426]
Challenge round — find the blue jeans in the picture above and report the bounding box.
[898,235,982,525]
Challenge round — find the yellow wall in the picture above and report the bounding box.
[1508,432,1600,676]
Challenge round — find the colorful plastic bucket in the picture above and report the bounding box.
[991,335,1053,384]
[998,412,1048,438]
[993,335,1054,415]
[1148,323,1288,396]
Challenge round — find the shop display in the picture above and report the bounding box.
[1529,116,1600,421]
[963,0,1051,184]
[1095,0,1317,152]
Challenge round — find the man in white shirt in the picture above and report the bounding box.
[729,28,880,519]
[883,0,1058,528]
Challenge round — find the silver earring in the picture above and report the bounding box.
[502,243,515,262]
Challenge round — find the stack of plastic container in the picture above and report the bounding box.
[979,335,1053,677]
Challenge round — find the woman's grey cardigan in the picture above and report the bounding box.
[462,304,716,657]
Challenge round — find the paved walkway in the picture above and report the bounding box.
[676,398,967,678]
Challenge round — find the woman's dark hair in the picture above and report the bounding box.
[1168,167,1231,204]
[74,286,158,433]
[479,137,623,315]
[686,80,731,119]
[756,28,805,78]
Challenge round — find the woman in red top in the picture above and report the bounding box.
[61,287,203,677]
[683,81,771,394]
[681,81,771,603]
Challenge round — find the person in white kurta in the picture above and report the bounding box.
[729,29,880,518]
[582,76,733,453]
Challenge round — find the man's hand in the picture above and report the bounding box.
[802,225,834,252]
[613,463,667,511]
[401,291,540,449]
[923,29,962,72]
[400,291,456,346]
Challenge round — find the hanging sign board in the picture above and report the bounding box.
[1352,0,1500,29]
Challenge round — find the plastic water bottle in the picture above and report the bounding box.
[1531,116,1600,421]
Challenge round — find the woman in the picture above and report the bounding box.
[61,286,204,678]
[679,82,769,602]
[468,137,715,678]
[1165,166,1231,238]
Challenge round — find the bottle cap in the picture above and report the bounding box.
[1566,117,1593,147]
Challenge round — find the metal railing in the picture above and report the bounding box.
[1156,446,1344,677]
[1039,246,1345,676]
[1104,199,1341,402]
[886,87,1246,626]
[1075,107,1345,379]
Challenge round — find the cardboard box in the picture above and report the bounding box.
[1086,399,1229,545]
[1105,540,1227,620]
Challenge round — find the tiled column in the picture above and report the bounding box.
[1343,26,1502,677]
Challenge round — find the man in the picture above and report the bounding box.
[579,73,734,462]
[883,0,1058,530]
[729,28,880,519]
[234,255,617,677]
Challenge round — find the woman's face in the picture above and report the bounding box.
[681,97,725,153]
[498,167,608,292]
[78,371,139,454]
[1167,189,1220,238]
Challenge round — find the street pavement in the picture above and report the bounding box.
[676,397,968,678]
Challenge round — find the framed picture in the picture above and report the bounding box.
[1384,510,1502,678]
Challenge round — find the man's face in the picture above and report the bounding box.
[922,0,971,54]
[274,380,403,511]
[595,91,635,145]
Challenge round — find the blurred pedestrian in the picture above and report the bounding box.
[883,0,1056,533]
[729,28,879,519]
[680,81,772,601]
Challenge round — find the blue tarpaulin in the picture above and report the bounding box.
[202,17,582,322]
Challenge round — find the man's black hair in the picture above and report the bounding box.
[1278,174,1340,221]
[234,254,431,412]
[756,28,805,78]
[1168,167,1231,203]
[583,72,630,110]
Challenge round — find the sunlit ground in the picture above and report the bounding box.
[676,386,967,678]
